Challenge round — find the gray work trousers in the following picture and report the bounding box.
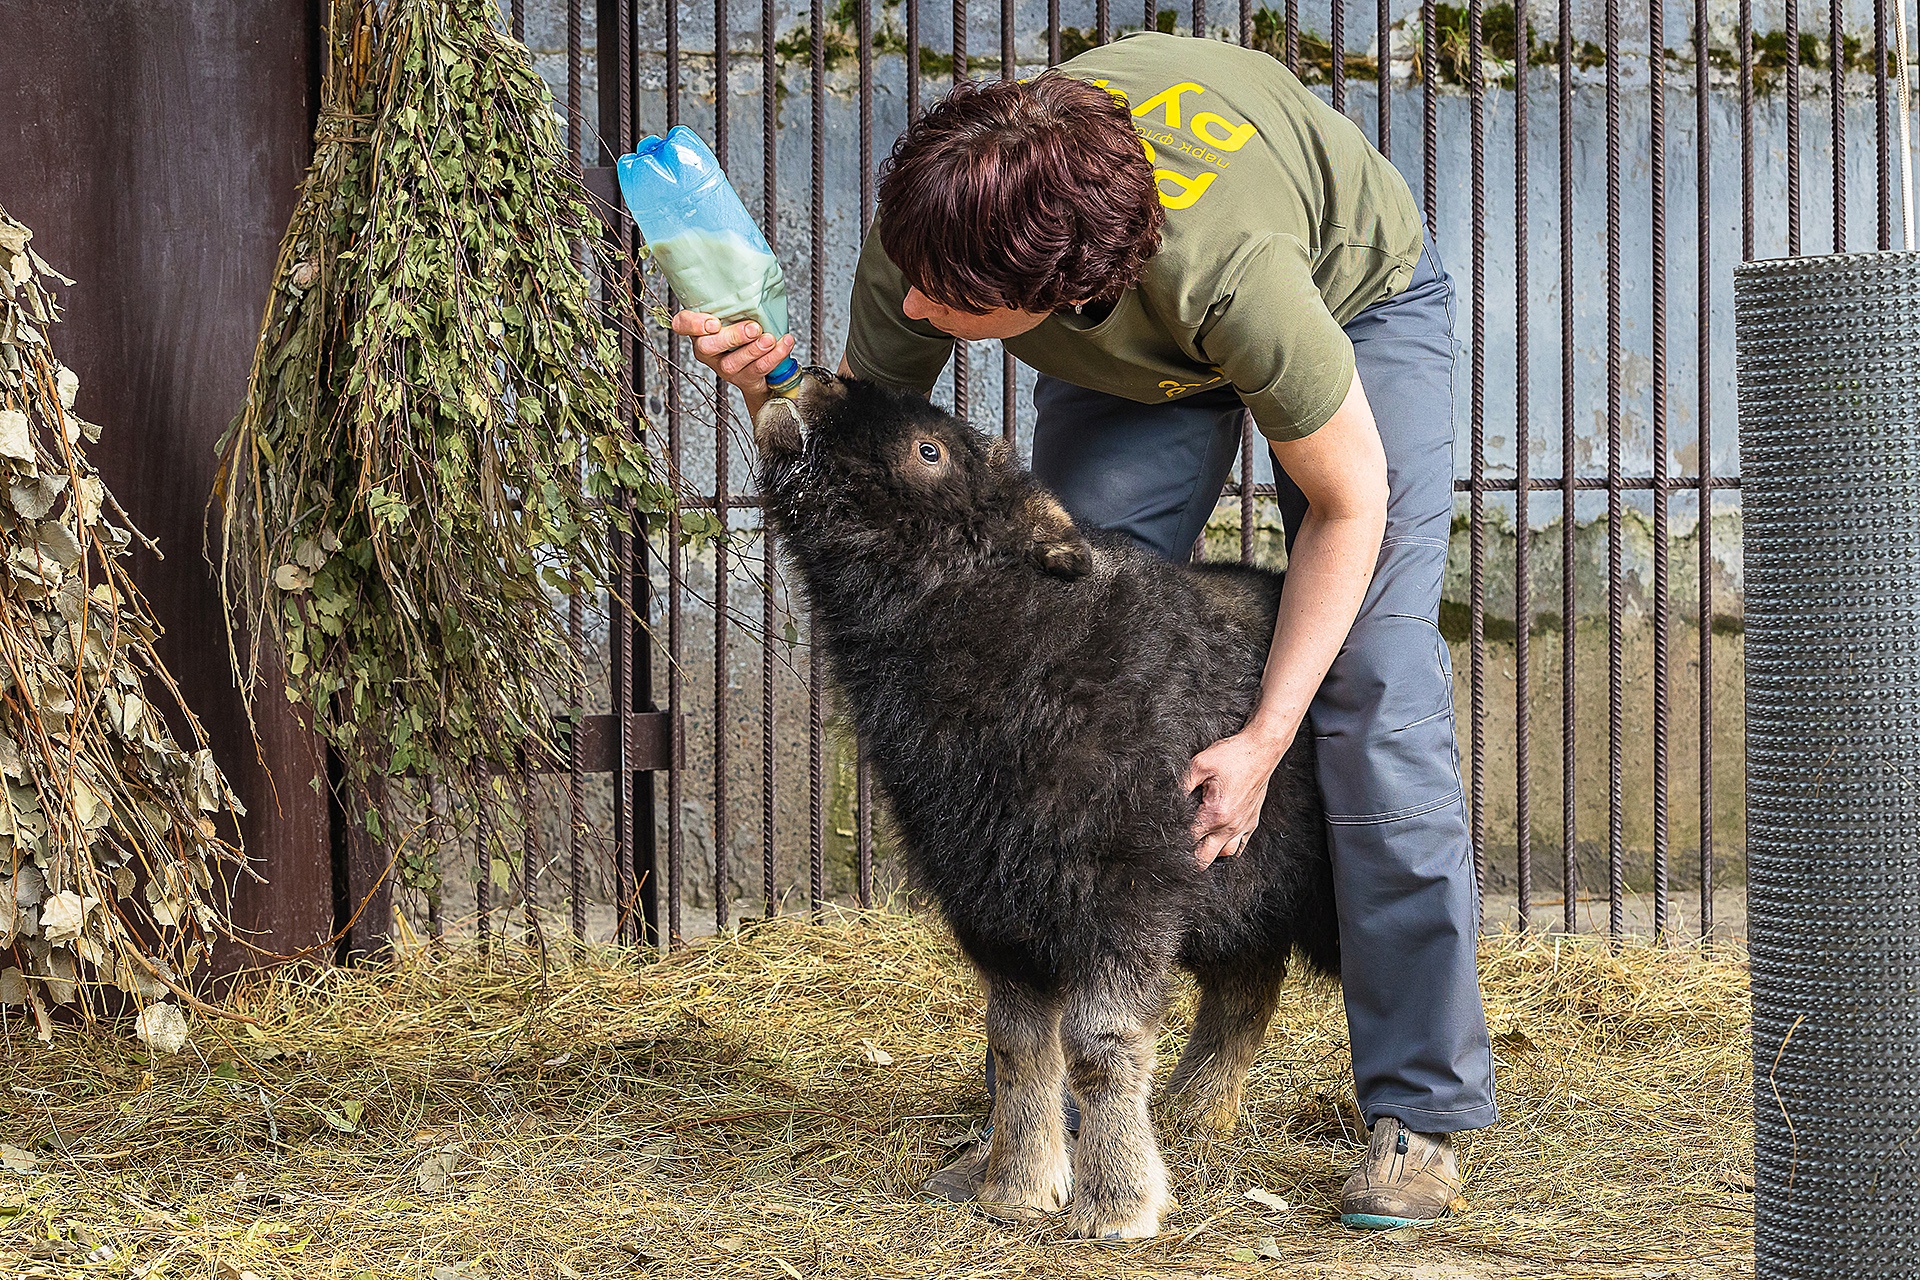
[1026,233,1498,1135]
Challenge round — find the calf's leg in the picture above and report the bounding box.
[1060,963,1170,1239]
[978,977,1072,1221]
[1165,966,1285,1137]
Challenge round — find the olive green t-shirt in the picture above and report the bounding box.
[844,31,1424,441]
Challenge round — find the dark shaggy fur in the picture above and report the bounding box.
[754,371,1339,1238]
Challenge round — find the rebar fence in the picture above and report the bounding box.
[487,0,1912,950]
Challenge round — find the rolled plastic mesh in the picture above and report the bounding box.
[1735,251,1920,1279]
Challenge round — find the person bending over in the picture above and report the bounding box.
[680,31,1496,1230]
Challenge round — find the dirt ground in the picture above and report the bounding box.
[1,911,1753,1280]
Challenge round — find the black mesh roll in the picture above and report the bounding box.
[1735,251,1920,1280]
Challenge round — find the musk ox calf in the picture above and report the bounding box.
[754,370,1339,1240]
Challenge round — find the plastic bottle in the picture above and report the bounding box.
[617,126,803,395]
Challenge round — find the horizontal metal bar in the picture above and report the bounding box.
[1455,476,1741,493]
[683,475,1743,512]
[583,164,622,219]
[398,711,674,782]
[566,711,678,774]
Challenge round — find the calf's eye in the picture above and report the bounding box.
[918,441,942,464]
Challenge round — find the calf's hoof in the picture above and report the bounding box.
[1063,1190,1166,1241]
[976,1160,1072,1223]
[922,1140,991,1204]
[1182,1093,1243,1139]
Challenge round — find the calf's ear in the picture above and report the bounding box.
[1024,491,1093,579]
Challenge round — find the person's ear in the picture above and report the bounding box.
[1023,491,1092,579]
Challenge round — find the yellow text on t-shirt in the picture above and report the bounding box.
[1088,77,1261,211]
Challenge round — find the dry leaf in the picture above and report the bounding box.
[38,890,89,941]
[0,1143,36,1172]
[1228,1237,1283,1263]
[0,410,30,462]
[859,1038,894,1067]
[1244,1187,1290,1213]
[134,1001,190,1054]
[417,1147,461,1193]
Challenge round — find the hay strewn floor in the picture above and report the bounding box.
[2,910,1754,1279]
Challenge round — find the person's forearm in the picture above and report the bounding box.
[1240,506,1383,756]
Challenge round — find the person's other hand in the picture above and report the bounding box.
[1183,733,1282,868]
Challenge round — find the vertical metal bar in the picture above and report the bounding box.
[857,0,878,913]
[1240,0,1251,47]
[1421,0,1436,235]
[810,0,828,920]
[1146,0,1156,33]
[566,0,587,945]
[1697,0,1716,942]
[910,0,923,119]
[512,0,526,40]
[954,0,970,424]
[713,0,733,936]
[611,0,659,950]
[862,0,875,222]
[1194,0,1206,37]
[1239,423,1254,563]
[1832,0,1846,251]
[1377,0,1390,156]
[807,675,824,920]
[1788,0,1802,254]
[666,0,686,950]
[1286,0,1299,72]
[1650,0,1670,942]
[1880,0,1893,248]
[1099,0,1111,47]
[522,762,540,936]
[763,536,779,921]
[635,156,660,939]
[1741,0,1755,260]
[612,0,638,946]
[1605,0,1624,941]
[477,791,492,957]
[1051,0,1062,64]
[1514,0,1531,930]
[427,782,445,947]
[1467,0,1487,912]
[1002,0,1016,449]
[1559,0,1577,934]
[762,0,780,921]
[1331,0,1346,112]
[857,749,874,908]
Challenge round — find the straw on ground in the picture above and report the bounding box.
[2,909,1753,1279]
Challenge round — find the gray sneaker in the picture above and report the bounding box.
[1338,1117,1463,1229]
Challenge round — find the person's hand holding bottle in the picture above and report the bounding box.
[673,311,799,419]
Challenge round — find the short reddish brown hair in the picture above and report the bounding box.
[876,72,1163,314]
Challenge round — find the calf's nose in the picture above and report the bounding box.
[753,390,807,455]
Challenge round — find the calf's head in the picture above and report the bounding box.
[753,368,1092,579]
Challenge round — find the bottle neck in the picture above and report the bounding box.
[765,356,803,396]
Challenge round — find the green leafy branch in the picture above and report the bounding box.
[217,0,667,881]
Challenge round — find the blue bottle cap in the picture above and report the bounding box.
[766,356,803,394]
